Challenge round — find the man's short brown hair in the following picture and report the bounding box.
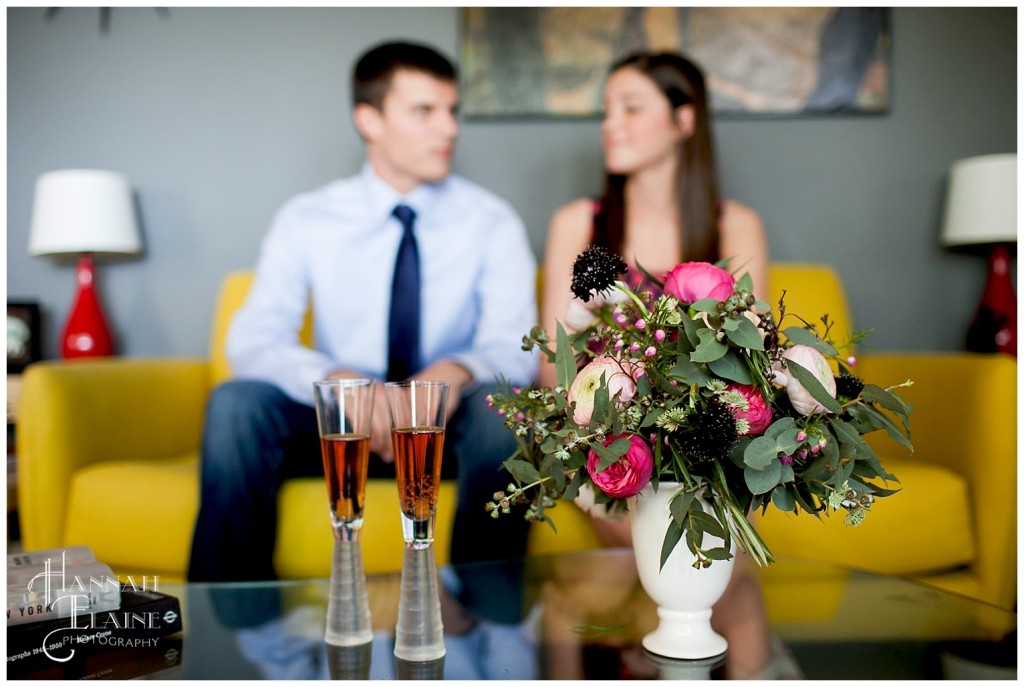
[352,41,457,110]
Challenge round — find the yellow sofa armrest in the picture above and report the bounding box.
[18,358,210,552]
[859,352,1016,610]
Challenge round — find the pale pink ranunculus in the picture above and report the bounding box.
[563,282,631,333]
[586,434,654,498]
[726,383,773,436]
[772,345,837,416]
[567,356,637,427]
[564,298,597,332]
[663,262,736,304]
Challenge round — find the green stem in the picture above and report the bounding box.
[615,283,651,317]
[712,461,774,567]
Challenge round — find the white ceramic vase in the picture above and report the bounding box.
[630,481,736,660]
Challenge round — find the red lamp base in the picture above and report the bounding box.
[965,243,1016,357]
[61,253,115,358]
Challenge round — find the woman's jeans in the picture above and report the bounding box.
[188,380,527,581]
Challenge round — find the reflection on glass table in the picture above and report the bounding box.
[163,550,1014,680]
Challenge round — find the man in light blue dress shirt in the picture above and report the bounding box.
[188,41,537,582]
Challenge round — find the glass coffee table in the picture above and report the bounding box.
[14,550,1017,680]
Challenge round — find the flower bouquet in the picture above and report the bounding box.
[487,246,912,570]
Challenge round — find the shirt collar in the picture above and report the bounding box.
[361,162,445,227]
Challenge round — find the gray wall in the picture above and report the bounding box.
[7,7,1017,361]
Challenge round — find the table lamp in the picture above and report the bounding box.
[28,169,142,358]
[940,153,1017,356]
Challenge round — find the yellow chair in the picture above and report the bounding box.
[17,265,1016,616]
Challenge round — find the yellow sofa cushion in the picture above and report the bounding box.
[63,454,200,582]
[274,478,458,578]
[756,458,974,575]
[63,453,460,581]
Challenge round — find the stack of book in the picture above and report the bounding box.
[6,546,183,679]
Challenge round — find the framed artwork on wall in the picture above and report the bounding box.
[459,7,890,119]
[7,302,42,373]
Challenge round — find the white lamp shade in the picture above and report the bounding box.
[28,169,142,256]
[940,153,1017,247]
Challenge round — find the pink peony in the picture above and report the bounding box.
[567,356,637,426]
[772,345,837,416]
[726,383,773,436]
[586,434,654,498]
[663,262,736,304]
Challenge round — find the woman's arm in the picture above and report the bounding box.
[538,198,594,388]
[718,200,769,301]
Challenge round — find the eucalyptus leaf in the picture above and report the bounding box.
[862,384,911,416]
[660,520,684,572]
[831,418,870,456]
[708,350,753,384]
[781,327,838,356]
[563,469,585,501]
[729,436,752,468]
[774,428,803,455]
[669,489,696,525]
[689,511,727,541]
[640,408,663,429]
[546,457,566,490]
[646,365,685,396]
[858,404,914,451]
[743,436,779,469]
[671,356,714,385]
[690,298,722,313]
[771,486,796,512]
[785,360,843,414]
[503,459,540,486]
[554,322,576,388]
[725,316,765,351]
[692,329,728,363]
[593,373,610,426]
[636,371,653,398]
[765,417,797,439]
[679,313,701,349]
[744,460,782,495]
[591,437,631,472]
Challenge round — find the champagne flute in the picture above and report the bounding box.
[313,378,375,646]
[385,380,450,661]
[383,380,450,548]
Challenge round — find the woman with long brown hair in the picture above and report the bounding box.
[539,51,768,388]
[538,51,781,678]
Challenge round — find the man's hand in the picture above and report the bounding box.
[370,390,394,462]
[411,360,473,421]
[325,360,473,461]
[326,368,394,462]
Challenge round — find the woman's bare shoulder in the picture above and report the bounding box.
[546,197,596,251]
[719,199,764,234]
[550,197,596,232]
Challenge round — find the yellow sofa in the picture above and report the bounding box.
[17,265,1016,616]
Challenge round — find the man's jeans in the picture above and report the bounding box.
[187,380,526,581]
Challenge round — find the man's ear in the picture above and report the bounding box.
[675,104,695,141]
[353,103,382,142]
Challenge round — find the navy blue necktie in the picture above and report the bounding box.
[387,204,420,381]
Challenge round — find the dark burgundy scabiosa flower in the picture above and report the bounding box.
[672,399,739,463]
[571,246,628,302]
[835,373,865,402]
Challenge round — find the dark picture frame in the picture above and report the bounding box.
[460,7,890,119]
[7,302,42,373]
